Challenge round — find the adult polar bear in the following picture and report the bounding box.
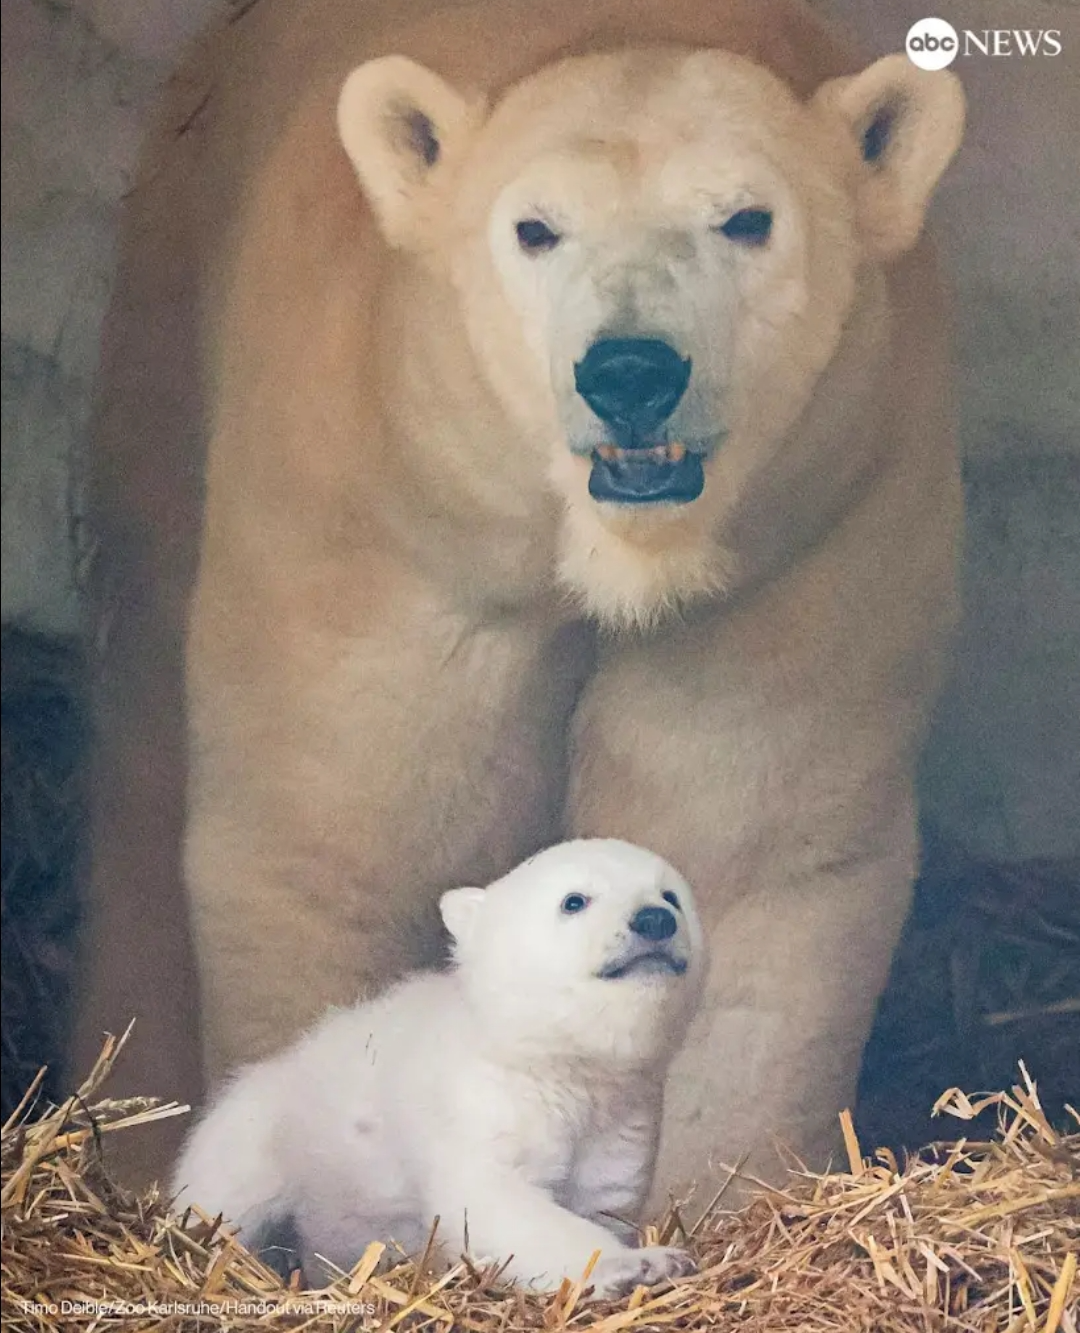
[74,0,965,1204]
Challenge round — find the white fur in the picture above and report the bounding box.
[172,839,705,1297]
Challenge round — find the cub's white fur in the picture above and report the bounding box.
[171,840,705,1297]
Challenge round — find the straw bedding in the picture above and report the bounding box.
[2,1031,1076,1332]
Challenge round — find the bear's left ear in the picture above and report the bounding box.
[813,53,965,260]
[337,56,489,250]
[440,886,487,946]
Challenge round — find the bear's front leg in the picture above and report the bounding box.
[427,1164,694,1297]
[567,618,926,1211]
[563,1094,663,1241]
[649,849,915,1212]
[183,810,444,1081]
[183,600,593,1084]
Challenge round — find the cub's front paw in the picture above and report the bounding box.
[590,1244,697,1298]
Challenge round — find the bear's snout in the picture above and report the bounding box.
[574,338,690,440]
[629,905,678,941]
[571,338,705,505]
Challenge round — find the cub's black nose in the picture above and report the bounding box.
[629,905,678,941]
[574,338,691,437]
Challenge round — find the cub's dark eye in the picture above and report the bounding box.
[515,218,562,253]
[662,889,681,911]
[560,892,591,914]
[716,207,773,246]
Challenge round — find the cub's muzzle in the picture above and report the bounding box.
[597,905,689,980]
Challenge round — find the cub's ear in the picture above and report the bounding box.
[337,56,488,249]
[814,53,965,260]
[439,886,487,946]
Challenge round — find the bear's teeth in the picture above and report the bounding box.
[595,442,687,464]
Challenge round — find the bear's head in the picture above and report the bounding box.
[440,838,706,1070]
[338,47,964,626]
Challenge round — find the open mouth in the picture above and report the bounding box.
[597,951,689,980]
[589,442,705,505]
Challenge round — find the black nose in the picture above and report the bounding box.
[574,339,691,437]
[629,905,678,942]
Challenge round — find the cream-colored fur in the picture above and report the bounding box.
[74,0,964,1203]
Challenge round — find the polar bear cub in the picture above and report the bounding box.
[171,839,705,1296]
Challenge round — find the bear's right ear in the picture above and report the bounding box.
[440,886,487,946]
[337,56,488,250]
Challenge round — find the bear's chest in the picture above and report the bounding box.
[513,1081,655,1209]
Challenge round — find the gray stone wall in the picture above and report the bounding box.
[1,0,220,629]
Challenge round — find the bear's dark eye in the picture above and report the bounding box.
[716,207,773,246]
[662,889,681,911]
[515,218,562,254]
[561,892,591,914]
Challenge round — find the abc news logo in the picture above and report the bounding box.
[906,17,1063,69]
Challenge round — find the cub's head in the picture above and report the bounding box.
[440,839,705,1070]
[338,48,964,625]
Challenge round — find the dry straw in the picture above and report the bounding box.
[2,1029,1076,1332]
